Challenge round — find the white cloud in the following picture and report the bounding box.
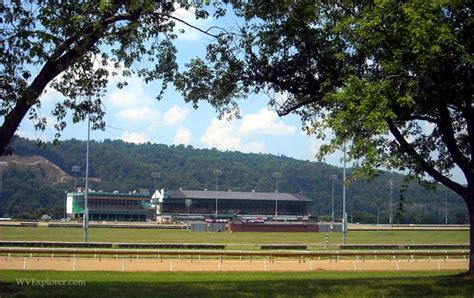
[121,132,149,144]
[240,107,296,136]
[163,105,189,126]
[201,118,267,153]
[201,107,296,154]
[117,107,161,123]
[173,128,192,145]
[201,119,241,151]
[107,77,152,108]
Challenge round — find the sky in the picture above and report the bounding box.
[14,5,346,169]
[10,4,465,184]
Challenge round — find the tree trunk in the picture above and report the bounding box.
[0,96,34,155]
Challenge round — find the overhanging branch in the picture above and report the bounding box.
[435,102,470,180]
[387,119,466,196]
[395,115,438,123]
[167,15,220,39]
[277,97,317,116]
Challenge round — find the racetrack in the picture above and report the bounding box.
[0,257,468,272]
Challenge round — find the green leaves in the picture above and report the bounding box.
[176,0,472,198]
[1,0,213,153]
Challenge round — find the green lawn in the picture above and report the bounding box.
[1,270,473,297]
[0,226,469,245]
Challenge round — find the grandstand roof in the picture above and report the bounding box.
[165,190,311,202]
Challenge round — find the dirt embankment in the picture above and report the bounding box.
[1,155,72,184]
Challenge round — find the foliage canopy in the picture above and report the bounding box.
[174,0,473,272]
[0,0,222,154]
[177,0,472,198]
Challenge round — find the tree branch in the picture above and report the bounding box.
[435,102,471,182]
[1,6,127,155]
[276,97,317,116]
[462,105,474,163]
[387,119,466,196]
[50,12,135,62]
[167,15,220,38]
[395,115,438,123]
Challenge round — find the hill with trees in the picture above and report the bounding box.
[0,138,467,224]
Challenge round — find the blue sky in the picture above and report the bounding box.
[15,5,346,168]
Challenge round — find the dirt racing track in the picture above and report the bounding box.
[0,257,468,272]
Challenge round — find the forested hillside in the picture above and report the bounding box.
[0,138,468,224]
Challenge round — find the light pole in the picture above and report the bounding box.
[329,175,337,225]
[272,172,282,219]
[445,188,448,225]
[151,171,160,222]
[64,190,67,220]
[71,166,81,192]
[213,169,222,220]
[84,112,91,242]
[387,179,395,227]
[377,206,380,225]
[151,172,161,193]
[342,141,347,244]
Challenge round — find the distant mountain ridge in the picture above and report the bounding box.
[0,137,468,223]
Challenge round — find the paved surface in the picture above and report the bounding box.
[0,257,468,272]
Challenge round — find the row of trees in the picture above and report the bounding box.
[1,138,467,224]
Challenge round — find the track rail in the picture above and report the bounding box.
[0,247,469,260]
[0,241,469,251]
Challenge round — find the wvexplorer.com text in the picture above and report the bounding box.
[16,278,86,287]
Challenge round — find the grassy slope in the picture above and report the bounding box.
[1,271,473,297]
[0,226,469,245]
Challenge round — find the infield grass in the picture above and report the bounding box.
[0,226,468,245]
[1,270,473,297]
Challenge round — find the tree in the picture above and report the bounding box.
[0,0,220,155]
[175,1,474,272]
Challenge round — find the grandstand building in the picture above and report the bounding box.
[152,189,312,222]
[66,191,154,222]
